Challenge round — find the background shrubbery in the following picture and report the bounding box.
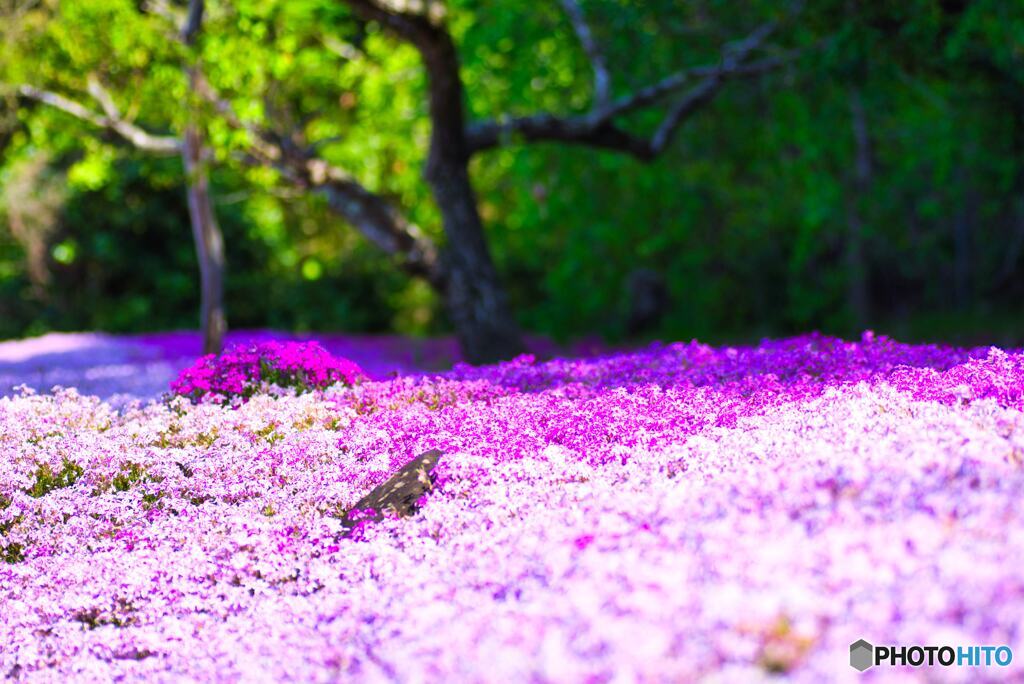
[2,0,1022,347]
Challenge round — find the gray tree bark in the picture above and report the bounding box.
[181,123,226,355]
[181,0,225,355]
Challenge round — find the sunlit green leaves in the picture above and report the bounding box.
[1,0,1022,345]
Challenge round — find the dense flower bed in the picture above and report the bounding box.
[1,333,1022,681]
[170,341,365,404]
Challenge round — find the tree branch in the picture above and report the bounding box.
[143,0,183,26]
[190,71,442,284]
[341,0,470,175]
[189,71,282,163]
[16,84,180,154]
[16,3,438,286]
[559,0,610,108]
[306,159,443,286]
[180,0,204,45]
[465,112,651,157]
[467,18,794,160]
[599,49,797,121]
[340,0,447,47]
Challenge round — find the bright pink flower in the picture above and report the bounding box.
[170,341,365,404]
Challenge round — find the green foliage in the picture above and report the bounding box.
[254,423,285,445]
[2,0,1024,344]
[112,463,149,493]
[27,458,84,498]
[1,542,25,564]
[0,493,19,541]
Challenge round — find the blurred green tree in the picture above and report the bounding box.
[3,0,225,352]
[2,0,1022,353]
[3,0,800,362]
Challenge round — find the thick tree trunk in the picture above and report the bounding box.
[430,162,524,364]
[416,23,524,364]
[181,125,226,355]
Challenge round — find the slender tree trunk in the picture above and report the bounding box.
[178,1,225,355]
[845,88,871,329]
[995,105,1024,289]
[181,124,226,355]
[952,164,974,310]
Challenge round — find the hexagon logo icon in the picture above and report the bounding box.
[850,639,874,672]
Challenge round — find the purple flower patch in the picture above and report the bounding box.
[170,341,364,403]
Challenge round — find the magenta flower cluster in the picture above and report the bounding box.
[1,331,1022,681]
[169,341,364,404]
